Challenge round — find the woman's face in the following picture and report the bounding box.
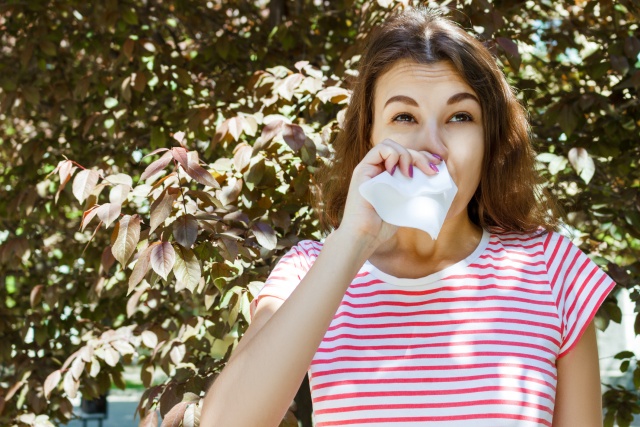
[370,59,484,221]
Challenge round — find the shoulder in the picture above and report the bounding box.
[488,228,551,253]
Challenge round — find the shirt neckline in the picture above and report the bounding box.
[362,229,491,287]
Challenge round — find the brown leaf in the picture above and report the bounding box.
[282,123,305,151]
[186,151,220,188]
[496,37,521,71]
[150,187,180,234]
[129,243,157,293]
[217,177,242,206]
[141,151,174,181]
[44,370,61,399]
[141,363,154,388]
[233,143,253,172]
[96,203,122,228]
[80,205,101,231]
[55,160,77,203]
[256,119,284,150]
[172,215,198,248]
[150,241,176,281]
[112,215,141,266]
[139,410,159,427]
[30,284,44,308]
[72,169,100,204]
[127,285,147,317]
[251,222,277,250]
[173,246,200,292]
[123,39,135,60]
[100,245,116,275]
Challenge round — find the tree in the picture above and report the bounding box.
[0,0,638,426]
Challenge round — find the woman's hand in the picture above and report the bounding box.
[337,138,442,248]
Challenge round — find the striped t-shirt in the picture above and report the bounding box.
[251,230,616,427]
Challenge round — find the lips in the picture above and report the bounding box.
[358,162,458,239]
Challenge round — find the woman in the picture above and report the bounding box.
[201,7,614,427]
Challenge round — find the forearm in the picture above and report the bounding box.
[200,230,378,427]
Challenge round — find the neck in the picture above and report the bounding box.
[373,211,483,263]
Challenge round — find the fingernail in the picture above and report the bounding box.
[390,165,397,176]
[432,153,442,161]
[429,163,439,173]
[409,164,414,178]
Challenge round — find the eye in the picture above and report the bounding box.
[449,112,473,123]
[391,113,416,123]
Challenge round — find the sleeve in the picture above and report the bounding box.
[543,231,617,358]
[249,240,321,319]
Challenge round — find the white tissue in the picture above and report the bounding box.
[358,162,458,239]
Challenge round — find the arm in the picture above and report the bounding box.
[200,229,378,427]
[552,320,603,427]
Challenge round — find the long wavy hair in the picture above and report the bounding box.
[314,6,558,234]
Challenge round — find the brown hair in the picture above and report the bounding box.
[314,6,558,234]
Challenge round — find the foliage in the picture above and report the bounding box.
[0,0,638,426]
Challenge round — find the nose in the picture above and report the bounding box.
[409,118,447,158]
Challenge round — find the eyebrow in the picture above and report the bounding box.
[383,92,480,109]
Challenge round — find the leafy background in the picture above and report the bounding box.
[0,0,639,426]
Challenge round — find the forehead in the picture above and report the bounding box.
[374,59,476,100]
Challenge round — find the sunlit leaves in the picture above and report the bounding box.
[568,147,595,184]
[150,187,180,234]
[43,370,61,400]
[251,222,277,250]
[72,169,100,204]
[112,215,141,266]
[150,241,175,281]
[141,151,173,181]
[173,246,200,292]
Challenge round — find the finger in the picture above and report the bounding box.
[408,149,438,176]
[360,143,401,176]
[379,139,413,177]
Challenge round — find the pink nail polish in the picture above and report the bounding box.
[432,153,442,161]
[390,165,397,176]
[429,163,439,173]
[409,164,414,178]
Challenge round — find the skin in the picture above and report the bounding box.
[200,59,603,427]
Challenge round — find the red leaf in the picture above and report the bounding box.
[256,119,284,149]
[150,187,180,234]
[72,169,100,204]
[128,243,157,293]
[112,215,141,266]
[80,205,101,231]
[184,151,219,188]
[171,147,189,170]
[141,151,173,181]
[100,245,116,275]
[172,214,198,248]
[150,241,175,280]
[251,222,277,250]
[282,123,305,151]
[496,37,521,71]
[96,203,121,228]
[30,284,44,308]
[233,143,253,172]
[141,148,169,160]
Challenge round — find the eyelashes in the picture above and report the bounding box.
[391,112,474,123]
